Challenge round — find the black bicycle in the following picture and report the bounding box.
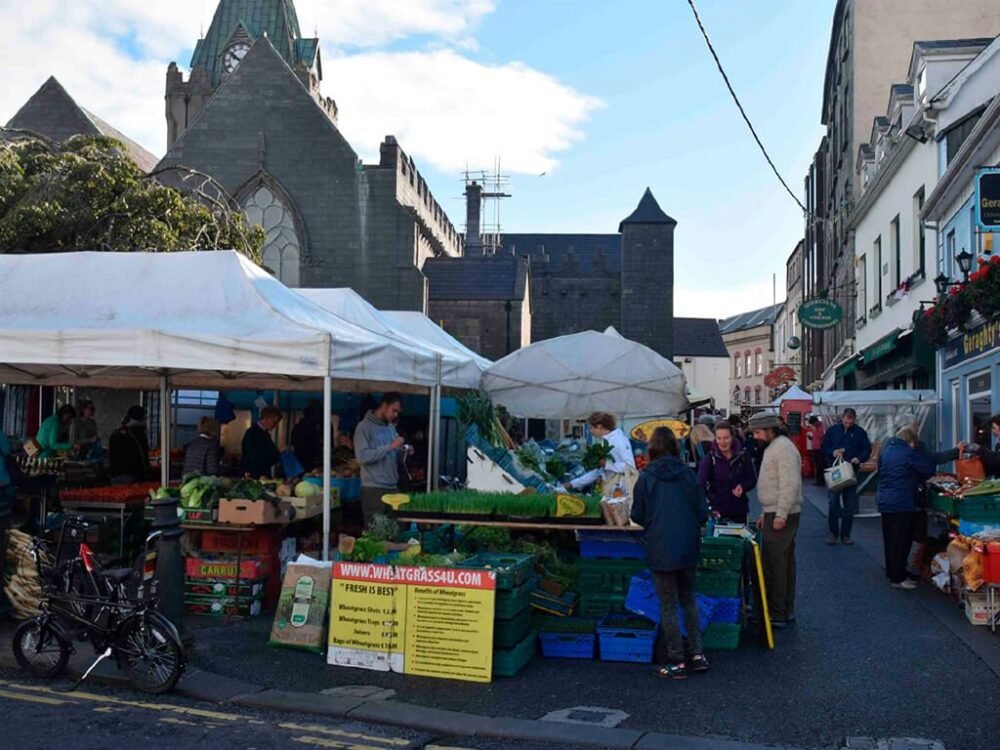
[12,521,186,694]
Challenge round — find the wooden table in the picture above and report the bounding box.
[394,517,642,531]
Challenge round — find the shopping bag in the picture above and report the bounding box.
[824,457,857,492]
[281,451,305,480]
[858,441,880,473]
[956,456,986,484]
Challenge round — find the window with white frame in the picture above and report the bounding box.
[969,371,992,447]
[735,354,742,378]
[913,187,925,275]
[946,230,956,276]
[858,254,867,320]
[875,236,883,303]
[891,215,901,289]
[755,350,763,375]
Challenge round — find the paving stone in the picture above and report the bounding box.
[233,688,363,717]
[321,685,395,701]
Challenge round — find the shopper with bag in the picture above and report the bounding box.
[750,413,802,629]
[821,408,871,545]
[696,421,756,524]
[630,426,710,680]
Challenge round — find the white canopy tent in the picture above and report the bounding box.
[0,251,446,559]
[481,327,688,419]
[770,385,814,407]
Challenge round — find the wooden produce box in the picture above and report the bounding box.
[218,498,292,525]
[289,494,324,519]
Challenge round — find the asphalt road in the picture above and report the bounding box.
[0,671,577,750]
[185,486,978,750]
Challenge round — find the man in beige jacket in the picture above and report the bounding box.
[748,412,802,628]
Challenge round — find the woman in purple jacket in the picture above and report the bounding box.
[696,421,757,524]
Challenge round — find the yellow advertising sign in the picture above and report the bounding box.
[630,418,691,442]
[328,562,496,683]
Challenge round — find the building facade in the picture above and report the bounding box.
[672,318,730,413]
[720,304,782,413]
[803,0,1000,387]
[158,0,462,311]
[774,241,805,390]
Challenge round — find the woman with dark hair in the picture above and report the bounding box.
[696,421,756,524]
[109,405,150,483]
[631,426,710,680]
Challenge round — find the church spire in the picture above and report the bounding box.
[190,0,315,85]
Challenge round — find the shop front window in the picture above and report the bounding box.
[951,380,960,448]
[969,371,992,447]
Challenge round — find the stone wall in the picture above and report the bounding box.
[620,224,675,358]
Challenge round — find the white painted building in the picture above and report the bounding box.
[671,318,730,413]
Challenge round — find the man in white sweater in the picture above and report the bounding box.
[748,412,803,629]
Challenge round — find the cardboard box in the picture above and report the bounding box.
[964,592,993,626]
[218,498,292,525]
[199,528,279,555]
[268,562,332,653]
[184,577,267,600]
[185,553,272,581]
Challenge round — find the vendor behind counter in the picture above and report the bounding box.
[35,405,76,458]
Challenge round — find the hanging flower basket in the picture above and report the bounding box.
[966,256,1000,320]
[918,256,1000,349]
[918,305,949,348]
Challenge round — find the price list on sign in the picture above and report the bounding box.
[328,562,496,683]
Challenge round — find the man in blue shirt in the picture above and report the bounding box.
[821,408,871,545]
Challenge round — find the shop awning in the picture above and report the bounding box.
[835,355,859,378]
[860,329,902,366]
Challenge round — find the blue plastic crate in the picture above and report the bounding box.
[539,631,596,659]
[709,597,741,624]
[597,614,656,664]
[625,572,716,636]
[577,532,644,560]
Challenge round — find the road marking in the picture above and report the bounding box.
[93,706,127,713]
[0,688,67,706]
[279,723,410,746]
[291,736,385,750]
[425,746,475,750]
[160,717,216,729]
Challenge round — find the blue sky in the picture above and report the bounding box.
[1,0,834,317]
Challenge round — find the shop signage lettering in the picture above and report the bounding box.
[327,562,496,683]
[798,299,843,330]
[943,318,1000,369]
[976,168,1000,231]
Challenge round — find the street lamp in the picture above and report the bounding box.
[934,248,975,298]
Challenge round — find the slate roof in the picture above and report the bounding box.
[192,0,310,86]
[673,317,729,357]
[718,303,782,334]
[4,77,159,173]
[425,256,528,301]
[619,187,676,231]
[501,234,621,274]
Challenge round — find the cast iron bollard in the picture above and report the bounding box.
[151,496,191,644]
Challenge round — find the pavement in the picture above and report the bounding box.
[1,484,997,750]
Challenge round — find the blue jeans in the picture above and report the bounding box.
[828,484,858,539]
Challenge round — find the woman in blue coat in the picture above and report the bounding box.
[631,426,710,679]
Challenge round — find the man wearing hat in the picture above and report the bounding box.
[749,412,802,629]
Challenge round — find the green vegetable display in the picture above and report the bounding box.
[457,392,505,448]
[179,475,220,510]
[581,442,614,470]
[345,533,387,563]
[458,526,513,554]
[962,479,1000,497]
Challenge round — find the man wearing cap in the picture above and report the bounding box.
[821,408,871,545]
[749,412,802,629]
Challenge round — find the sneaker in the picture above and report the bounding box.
[841,537,854,545]
[891,580,917,590]
[826,533,838,545]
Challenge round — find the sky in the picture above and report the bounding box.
[0,0,832,319]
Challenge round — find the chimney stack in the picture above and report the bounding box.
[465,181,484,256]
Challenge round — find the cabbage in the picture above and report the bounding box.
[295,481,322,498]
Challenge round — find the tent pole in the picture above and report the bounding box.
[159,375,169,487]
[322,374,332,562]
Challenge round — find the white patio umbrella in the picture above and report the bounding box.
[481,328,688,418]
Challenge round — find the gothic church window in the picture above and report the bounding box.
[243,185,301,287]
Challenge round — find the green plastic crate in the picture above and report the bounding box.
[495,575,538,619]
[576,592,627,618]
[578,558,647,593]
[702,622,741,650]
[494,606,534,649]
[696,570,741,598]
[958,495,1000,523]
[698,536,745,572]
[493,630,537,677]
[929,492,959,516]
[458,553,536,590]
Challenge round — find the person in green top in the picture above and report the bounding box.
[36,405,77,457]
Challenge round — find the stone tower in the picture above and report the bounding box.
[619,188,677,358]
[165,0,331,149]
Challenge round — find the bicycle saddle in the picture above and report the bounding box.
[98,568,134,584]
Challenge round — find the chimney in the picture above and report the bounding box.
[465,181,484,256]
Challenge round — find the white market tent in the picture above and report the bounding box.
[0,251,446,559]
[297,288,489,390]
[481,327,688,419]
[770,385,813,407]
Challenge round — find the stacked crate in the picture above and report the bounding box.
[183,528,281,618]
[575,534,646,618]
[696,536,744,650]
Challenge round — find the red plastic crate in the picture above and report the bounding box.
[185,554,272,580]
[982,543,1000,585]
[199,528,279,555]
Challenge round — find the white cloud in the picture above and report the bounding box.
[329,50,602,174]
[674,279,782,320]
[0,1,598,176]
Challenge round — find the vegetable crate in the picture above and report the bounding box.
[928,491,959,516]
[577,532,644,560]
[698,536,744,572]
[493,630,537,677]
[577,592,627,618]
[494,606,534,649]
[709,597,742,624]
[696,569,741,598]
[530,589,578,617]
[495,576,539,619]
[702,622,741,650]
[958,495,1000,524]
[578,558,647,594]
[458,553,535,590]
[199,528,279,556]
[597,614,657,663]
[538,618,598,659]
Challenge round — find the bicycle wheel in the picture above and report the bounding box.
[13,619,71,678]
[117,615,184,694]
